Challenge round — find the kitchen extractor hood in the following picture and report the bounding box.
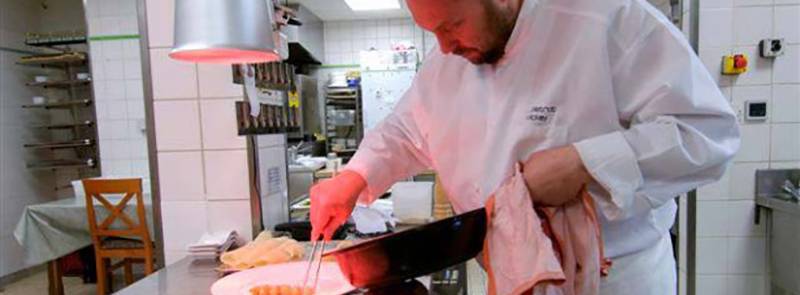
[282,4,323,66]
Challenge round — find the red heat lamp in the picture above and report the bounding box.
[170,0,281,65]
[169,48,280,65]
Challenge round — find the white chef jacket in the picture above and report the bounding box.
[346,0,739,260]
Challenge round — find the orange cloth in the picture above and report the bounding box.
[483,164,611,295]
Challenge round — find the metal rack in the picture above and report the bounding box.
[20,45,99,182]
[24,139,94,150]
[324,86,363,161]
[26,79,92,89]
[27,159,96,171]
[24,30,88,48]
[18,51,87,66]
[22,99,92,109]
[33,120,94,130]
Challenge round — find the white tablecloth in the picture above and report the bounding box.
[13,198,154,265]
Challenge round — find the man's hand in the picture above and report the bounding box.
[522,145,593,206]
[309,170,366,241]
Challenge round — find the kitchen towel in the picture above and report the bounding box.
[483,164,611,295]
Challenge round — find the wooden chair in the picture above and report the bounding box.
[82,178,155,294]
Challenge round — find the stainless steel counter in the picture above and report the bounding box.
[756,195,800,217]
[754,169,800,295]
[755,169,800,218]
[114,258,220,295]
[115,256,486,294]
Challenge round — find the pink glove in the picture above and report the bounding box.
[309,170,367,241]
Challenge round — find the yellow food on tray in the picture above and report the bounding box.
[249,285,313,295]
[221,232,305,270]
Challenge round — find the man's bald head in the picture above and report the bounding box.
[407,0,523,64]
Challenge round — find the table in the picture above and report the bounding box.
[13,197,154,294]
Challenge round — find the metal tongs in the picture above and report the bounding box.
[302,169,338,292]
[301,235,326,292]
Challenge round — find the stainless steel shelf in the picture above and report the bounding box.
[326,94,358,99]
[24,139,94,150]
[326,101,357,107]
[331,148,357,153]
[22,99,92,109]
[326,87,358,94]
[33,120,94,130]
[26,79,91,89]
[27,158,96,170]
[26,37,87,48]
[18,52,87,65]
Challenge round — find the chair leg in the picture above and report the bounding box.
[123,259,134,285]
[47,260,64,295]
[95,257,107,295]
[144,255,154,275]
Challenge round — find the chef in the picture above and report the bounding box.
[310,0,740,294]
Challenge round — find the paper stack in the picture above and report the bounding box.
[187,231,239,260]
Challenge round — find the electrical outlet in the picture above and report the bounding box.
[760,39,784,58]
[745,100,768,121]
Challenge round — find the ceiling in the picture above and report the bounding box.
[286,0,411,21]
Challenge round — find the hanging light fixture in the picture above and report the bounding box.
[170,0,281,64]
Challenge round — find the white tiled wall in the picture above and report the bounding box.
[696,0,800,293]
[85,0,150,180]
[144,0,254,265]
[314,18,437,127]
[322,18,437,65]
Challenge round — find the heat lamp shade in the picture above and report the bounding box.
[170,0,281,64]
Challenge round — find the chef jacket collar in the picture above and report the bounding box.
[492,0,541,68]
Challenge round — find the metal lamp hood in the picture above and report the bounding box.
[170,0,281,64]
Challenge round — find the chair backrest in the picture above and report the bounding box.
[82,178,152,248]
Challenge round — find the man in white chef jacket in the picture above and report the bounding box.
[310,0,740,294]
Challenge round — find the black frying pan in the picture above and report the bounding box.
[323,208,488,288]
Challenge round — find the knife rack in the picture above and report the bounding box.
[232,62,295,91]
[232,61,301,135]
[235,101,300,135]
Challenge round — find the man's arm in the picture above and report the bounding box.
[345,77,433,204]
[310,68,433,240]
[578,12,739,220]
[525,9,740,221]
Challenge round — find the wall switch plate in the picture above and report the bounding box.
[745,100,768,121]
[760,39,784,58]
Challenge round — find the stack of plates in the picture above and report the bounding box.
[187,231,239,260]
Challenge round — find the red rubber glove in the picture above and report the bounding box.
[309,170,367,241]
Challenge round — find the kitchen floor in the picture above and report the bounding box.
[0,268,94,295]
[0,267,146,295]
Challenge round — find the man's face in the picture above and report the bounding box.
[407,0,519,65]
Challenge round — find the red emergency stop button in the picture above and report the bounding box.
[734,54,748,69]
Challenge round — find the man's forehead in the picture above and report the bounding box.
[406,0,466,30]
